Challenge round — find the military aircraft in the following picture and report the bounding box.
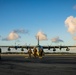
[0,37,76,58]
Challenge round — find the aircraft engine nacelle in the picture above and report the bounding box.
[59,46,62,50]
[53,48,56,51]
[48,46,50,50]
[21,48,24,51]
[26,46,29,50]
[8,47,11,51]
[66,47,70,51]
[15,46,18,50]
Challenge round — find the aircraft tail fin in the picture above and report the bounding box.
[38,36,39,46]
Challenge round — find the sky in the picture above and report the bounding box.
[0,0,76,46]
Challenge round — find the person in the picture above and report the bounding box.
[39,48,43,57]
[28,48,32,58]
[33,47,37,58]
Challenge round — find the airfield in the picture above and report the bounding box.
[0,53,76,75]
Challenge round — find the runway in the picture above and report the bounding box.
[0,54,76,75]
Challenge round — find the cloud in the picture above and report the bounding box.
[73,5,76,10]
[2,31,21,41]
[51,37,64,43]
[65,16,76,40]
[65,16,76,34]
[73,36,76,40]
[13,29,29,34]
[36,31,47,40]
[2,28,28,41]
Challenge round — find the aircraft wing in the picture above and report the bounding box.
[0,46,34,50]
[0,45,76,50]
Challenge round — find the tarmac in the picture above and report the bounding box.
[0,54,76,75]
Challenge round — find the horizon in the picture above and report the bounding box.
[0,0,76,46]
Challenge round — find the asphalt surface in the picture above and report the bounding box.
[0,54,76,75]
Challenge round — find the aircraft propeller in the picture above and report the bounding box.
[53,47,56,51]
[8,47,11,51]
[21,48,24,51]
[66,47,70,51]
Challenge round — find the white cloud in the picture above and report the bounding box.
[51,37,63,43]
[65,16,76,34]
[2,31,20,41]
[2,28,28,41]
[36,31,47,41]
[65,16,76,40]
[73,36,76,40]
